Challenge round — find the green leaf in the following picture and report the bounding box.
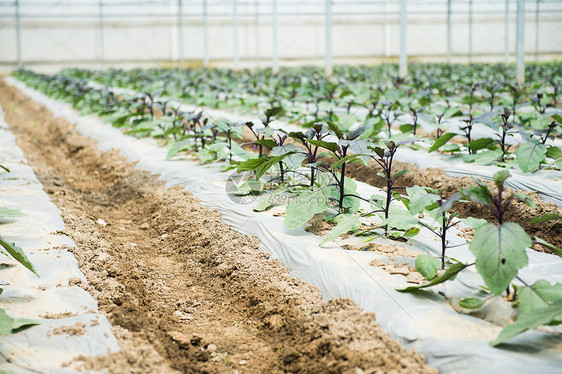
[166,138,192,160]
[232,180,264,196]
[197,148,215,163]
[468,138,495,152]
[515,141,547,173]
[429,132,456,153]
[517,280,562,320]
[529,117,551,130]
[330,154,364,170]
[529,214,562,225]
[474,149,503,166]
[0,207,25,219]
[415,254,440,280]
[348,125,369,140]
[555,157,562,171]
[459,297,485,309]
[0,164,10,173]
[515,193,537,208]
[253,199,273,212]
[341,177,360,213]
[105,108,130,127]
[256,139,277,149]
[398,262,468,292]
[546,146,561,159]
[255,153,295,180]
[403,227,420,238]
[399,124,414,133]
[265,107,283,119]
[393,169,409,180]
[406,186,440,215]
[327,122,344,140]
[442,143,461,153]
[253,188,285,212]
[380,214,418,231]
[284,185,333,231]
[460,184,492,206]
[0,236,38,277]
[534,237,562,257]
[337,113,358,131]
[493,169,511,187]
[461,217,488,230]
[469,223,531,295]
[436,192,462,216]
[319,214,361,246]
[237,157,267,173]
[444,106,462,118]
[307,138,339,154]
[491,300,562,346]
[0,309,39,336]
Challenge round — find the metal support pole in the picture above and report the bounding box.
[468,0,473,64]
[384,0,390,57]
[273,0,279,73]
[447,0,452,64]
[99,0,104,66]
[203,0,209,67]
[233,0,239,68]
[399,0,407,79]
[178,0,184,68]
[505,0,510,64]
[15,0,22,68]
[516,0,525,84]
[535,0,540,61]
[255,0,260,68]
[325,0,332,78]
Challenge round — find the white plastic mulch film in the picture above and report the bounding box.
[95,81,562,209]
[0,106,119,373]
[7,77,562,374]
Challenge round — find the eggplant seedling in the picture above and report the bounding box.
[407,187,467,269]
[289,123,330,187]
[307,122,370,212]
[368,139,417,236]
[245,107,283,158]
[400,170,562,346]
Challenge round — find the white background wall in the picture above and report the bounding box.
[0,0,561,70]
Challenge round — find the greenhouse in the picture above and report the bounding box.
[0,1,561,373]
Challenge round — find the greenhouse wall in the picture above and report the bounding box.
[0,0,561,70]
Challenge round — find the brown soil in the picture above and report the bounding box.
[0,82,436,372]
[346,160,562,252]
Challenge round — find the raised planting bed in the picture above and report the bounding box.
[6,70,562,373]
[0,106,119,373]
[1,79,437,374]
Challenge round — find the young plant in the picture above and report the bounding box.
[308,122,370,212]
[407,187,470,269]
[214,118,246,163]
[289,123,330,187]
[400,170,562,346]
[245,107,283,158]
[282,122,369,231]
[515,120,561,172]
[495,108,516,161]
[380,96,401,137]
[460,83,480,150]
[368,139,417,237]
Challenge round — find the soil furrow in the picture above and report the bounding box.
[0,81,434,373]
